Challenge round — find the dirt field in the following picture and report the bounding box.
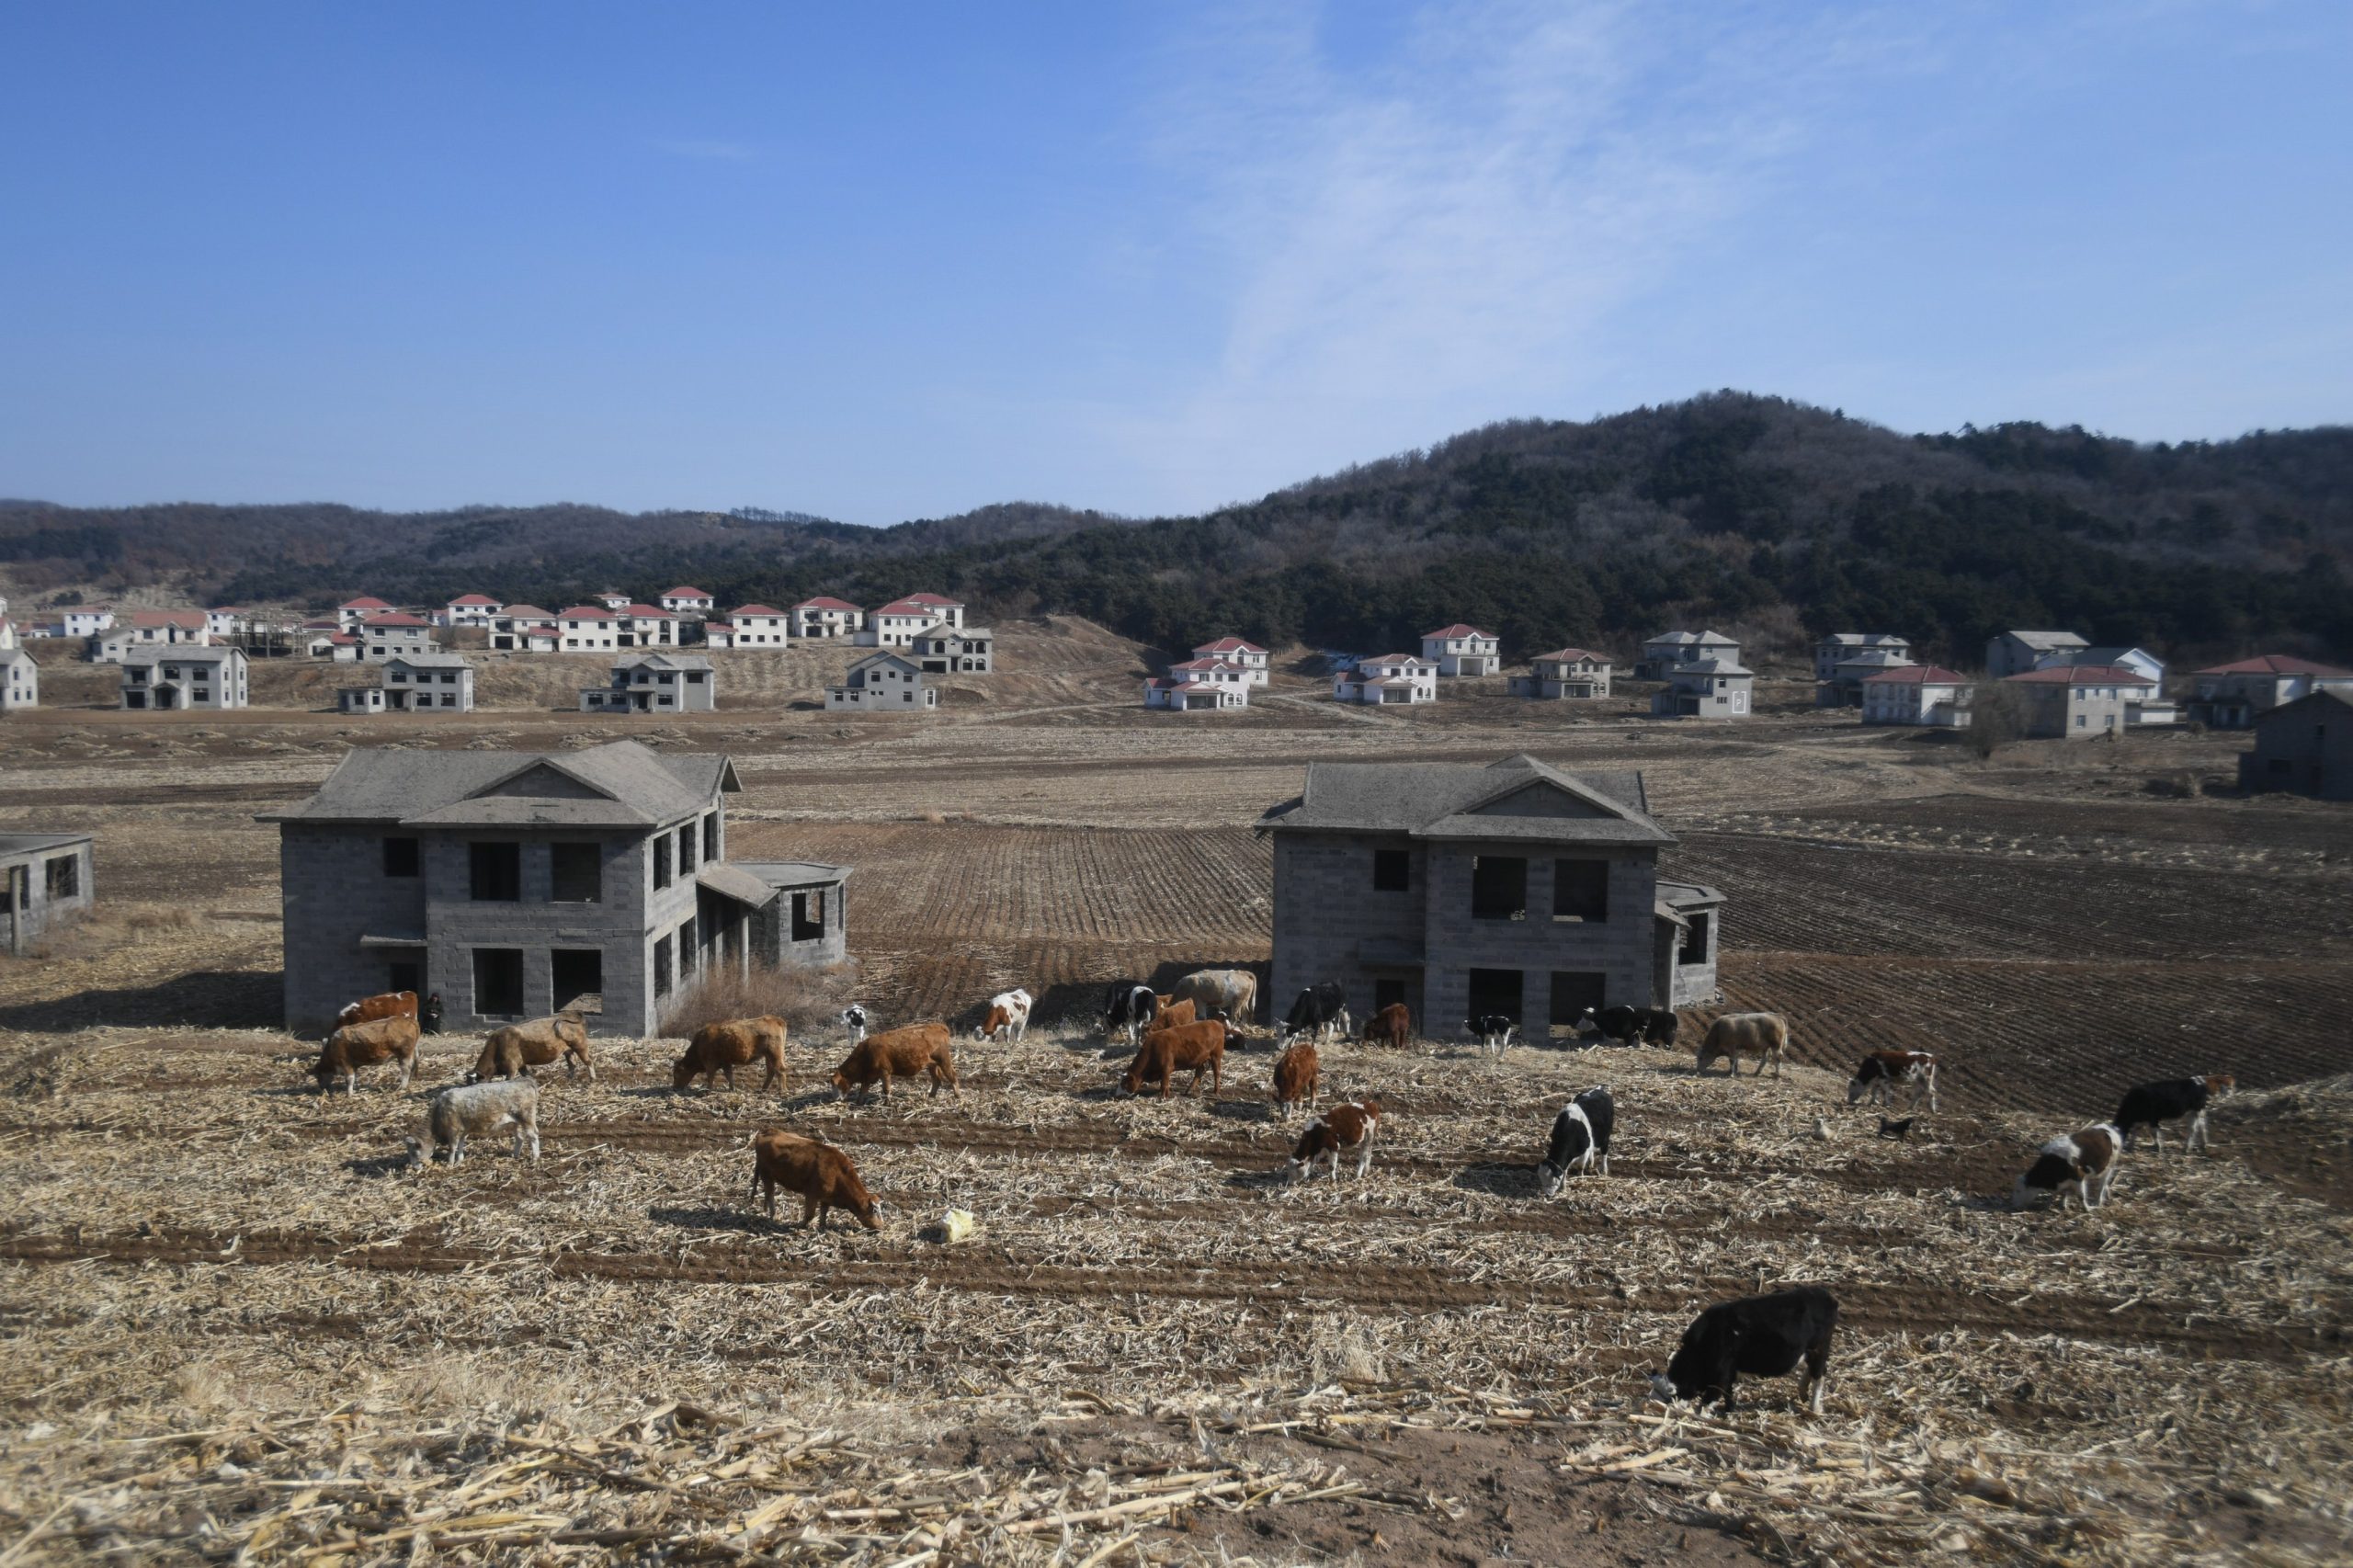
[3,619,2350,1564]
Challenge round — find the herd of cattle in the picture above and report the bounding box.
[302,975,2245,1413]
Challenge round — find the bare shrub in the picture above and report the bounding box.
[657,961,857,1040]
[1968,684,2026,759]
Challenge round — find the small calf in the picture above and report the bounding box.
[1270,1040,1320,1119]
[405,1076,540,1167]
[2113,1074,2234,1154]
[1847,1050,1938,1111]
[840,1004,871,1044]
[748,1130,881,1231]
[1359,1002,1411,1051]
[1639,1007,1680,1048]
[674,1015,788,1093]
[1465,1015,1516,1053]
[1537,1087,1615,1195]
[2013,1122,2123,1211]
[832,1022,959,1103]
[1120,1018,1238,1098]
[975,988,1033,1042]
[313,1014,419,1096]
[1141,997,1199,1035]
[1288,1098,1382,1182]
[1653,1286,1838,1415]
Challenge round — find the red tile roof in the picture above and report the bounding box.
[449,593,500,607]
[556,606,617,619]
[793,597,863,612]
[660,586,712,599]
[2003,664,2154,686]
[339,597,394,610]
[622,604,676,618]
[729,604,783,617]
[1864,665,1971,685]
[1195,637,1266,654]
[2192,653,2353,678]
[1423,624,1495,640]
[129,609,208,629]
[896,592,961,606]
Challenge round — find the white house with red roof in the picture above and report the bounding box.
[488,606,558,653]
[658,586,716,618]
[443,593,504,628]
[791,597,865,639]
[1161,656,1250,698]
[1192,637,1268,686]
[358,612,437,662]
[336,596,395,629]
[555,606,621,653]
[1334,654,1438,705]
[1860,665,1973,727]
[595,591,632,611]
[615,604,680,649]
[860,593,965,647]
[1509,648,1613,699]
[1420,624,1500,676]
[1144,671,1247,711]
[2000,664,2165,737]
[706,605,789,649]
[2187,653,2353,729]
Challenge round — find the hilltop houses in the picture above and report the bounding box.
[2036,644,2165,686]
[1813,633,1912,682]
[910,623,993,675]
[1509,648,1613,700]
[1636,630,1739,680]
[119,646,249,710]
[1986,630,2087,679]
[489,607,559,652]
[1652,657,1753,718]
[705,606,790,649]
[1144,671,1248,711]
[2188,654,2353,729]
[206,607,246,639]
[1334,654,1438,705]
[791,597,865,640]
[657,586,715,618]
[1817,646,1918,707]
[1193,637,1269,686]
[556,607,621,653]
[1861,665,1972,727]
[863,594,965,647]
[580,653,717,714]
[59,606,115,638]
[827,652,937,711]
[336,597,395,629]
[91,610,212,662]
[614,605,680,649]
[358,613,438,661]
[1420,625,1500,676]
[443,594,504,628]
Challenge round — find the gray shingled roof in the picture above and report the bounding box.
[619,653,714,673]
[265,740,736,826]
[1256,755,1672,846]
[385,653,472,670]
[1645,629,1736,648]
[119,646,242,666]
[0,832,91,858]
[1672,658,1754,676]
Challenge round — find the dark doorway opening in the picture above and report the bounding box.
[1466,968,1523,1027]
[551,949,603,1013]
[1549,971,1608,1037]
[472,948,525,1017]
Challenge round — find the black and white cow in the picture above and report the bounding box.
[2013,1122,2123,1211]
[1100,982,1161,1046]
[1282,982,1349,1043]
[1536,1087,1615,1195]
[2113,1074,2234,1154]
[1653,1286,1838,1415]
[838,1005,870,1045]
[1465,1014,1516,1053]
[1847,1051,1939,1112]
[1576,1006,1678,1048]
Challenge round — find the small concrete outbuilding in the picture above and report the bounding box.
[1,833,94,953]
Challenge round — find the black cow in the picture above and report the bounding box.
[1536,1087,1614,1195]
[1282,983,1348,1042]
[1466,1014,1516,1052]
[1637,1007,1679,1046]
[1100,983,1160,1045]
[1580,1005,1643,1045]
[2114,1074,2234,1154]
[1653,1286,1838,1415]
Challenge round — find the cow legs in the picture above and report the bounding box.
[2188,1110,2210,1153]
[449,1132,468,1166]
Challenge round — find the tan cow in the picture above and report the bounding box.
[832,1023,959,1102]
[1695,1013,1789,1078]
[674,1016,788,1093]
[313,1015,419,1095]
[471,1012,594,1083]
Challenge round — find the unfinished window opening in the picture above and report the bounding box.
[1470,856,1527,920]
[382,836,420,878]
[676,917,699,975]
[472,948,525,1017]
[677,824,697,874]
[701,813,719,862]
[44,856,79,900]
[1465,968,1523,1027]
[1549,972,1607,1037]
[791,891,825,941]
[1373,977,1408,1016]
[1552,859,1609,922]
[470,842,521,902]
[653,835,672,890]
[1679,913,1711,966]
[387,954,424,998]
[654,934,674,999]
[550,842,602,903]
[1371,849,1410,892]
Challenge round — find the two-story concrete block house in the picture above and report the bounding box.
[336,597,395,629]
[705,605,790,649]
[119,647,248,710]
[1334,654,1438,705]
[556,607,621,653]
[1636,629,1740,680]
[1143,672,1247,711]
[1813,633,1911,682]
[1817,647,1917,707]
[911,623,993,674]
[1257,755,1722,1039]
[1985,630,2087,679]
[91,610,213,663]
[1508,648,1612,700]
[1192,638,1269,686]
[615,605,681,649]
[384,653,474,711]
[2000,664,2162,737]
[580,653,717,713]
[2187,654,2353,729]
[861,594,965,647]
[1,832,94,952]
[1420,624,1501,676]
[658,586,716,619]
[489,606,559,652]
[791,597,866,640]
[1652,658,1752,718]
[1161,656,1251,698]
[826,652,937,711]
[358,613,438,661]
[268,741,848,1035]
[444,594,504,628]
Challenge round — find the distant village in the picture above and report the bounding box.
[0,586,2346,800]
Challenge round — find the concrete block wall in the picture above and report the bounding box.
[280,825,427,1034]
[1421,845,1660,1029]
[1269,834,1426,1030]
[1,841,95,948]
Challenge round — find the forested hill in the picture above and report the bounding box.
[5,393,2348,666]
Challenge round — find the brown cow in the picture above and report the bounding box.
[1695,1013,1789,1078]
[470,1012,594,1083]
[1141,997,1198,1034]
[1270,1040,1319,1119]
[1359,1002,1411,1050]
[334,990,417,1033]
[1120,1018,1238,1098]
[1288,1098,1383,1181]
[675,1016,788,1093]
[313,1014,419,1095]
[749,1130,881,1231]
[832,1022,959,1102]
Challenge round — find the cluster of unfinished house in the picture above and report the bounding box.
[825,596,994,713]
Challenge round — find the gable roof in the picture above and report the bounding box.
[616,653,713,672]
[793,597,864,612]
[339,597,394,610]
[120,645,243,666]
[621,603,677,618]
[1864,665,1970,685]
[660,585,712,598]
[500,605,554,620]
[1530,647,1610,664]
[1821,632,1909,647]
[1671,657,1753,676]
[556,606,617,619]
[449,593,501,607]
[265,740,735,826]
[847,651,923,678]
[2002,630,2088,649]
[128,609,209,630]
[2193,653,2353,678]
[727,604,784,617]
[1645,629,1736,647]
[1194,637,1265,654]
[2004,664,2154,687]
[383,652,471,670]
[2256,687,2353,725]
[1423,623,1495,640]
[1256,755,1671,846]
[360,612,432,629]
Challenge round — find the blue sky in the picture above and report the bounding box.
[2,1,2347,523]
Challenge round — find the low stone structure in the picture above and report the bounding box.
[1,832,94,952]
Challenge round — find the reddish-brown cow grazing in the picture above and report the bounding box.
[1120,1018,1238,1097]
[313,1014,420,1095]
[1141,998,1199,1034]
[832,1022,960,1102]
[1359,1002,1411,1051]
[748,1130,881,1231]
[470,1012,594,1083]
[1288,1098,1383,1181]
[334,990,417,1033]
[675,1016,788,1093]
[1270,1040,1320,1119]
